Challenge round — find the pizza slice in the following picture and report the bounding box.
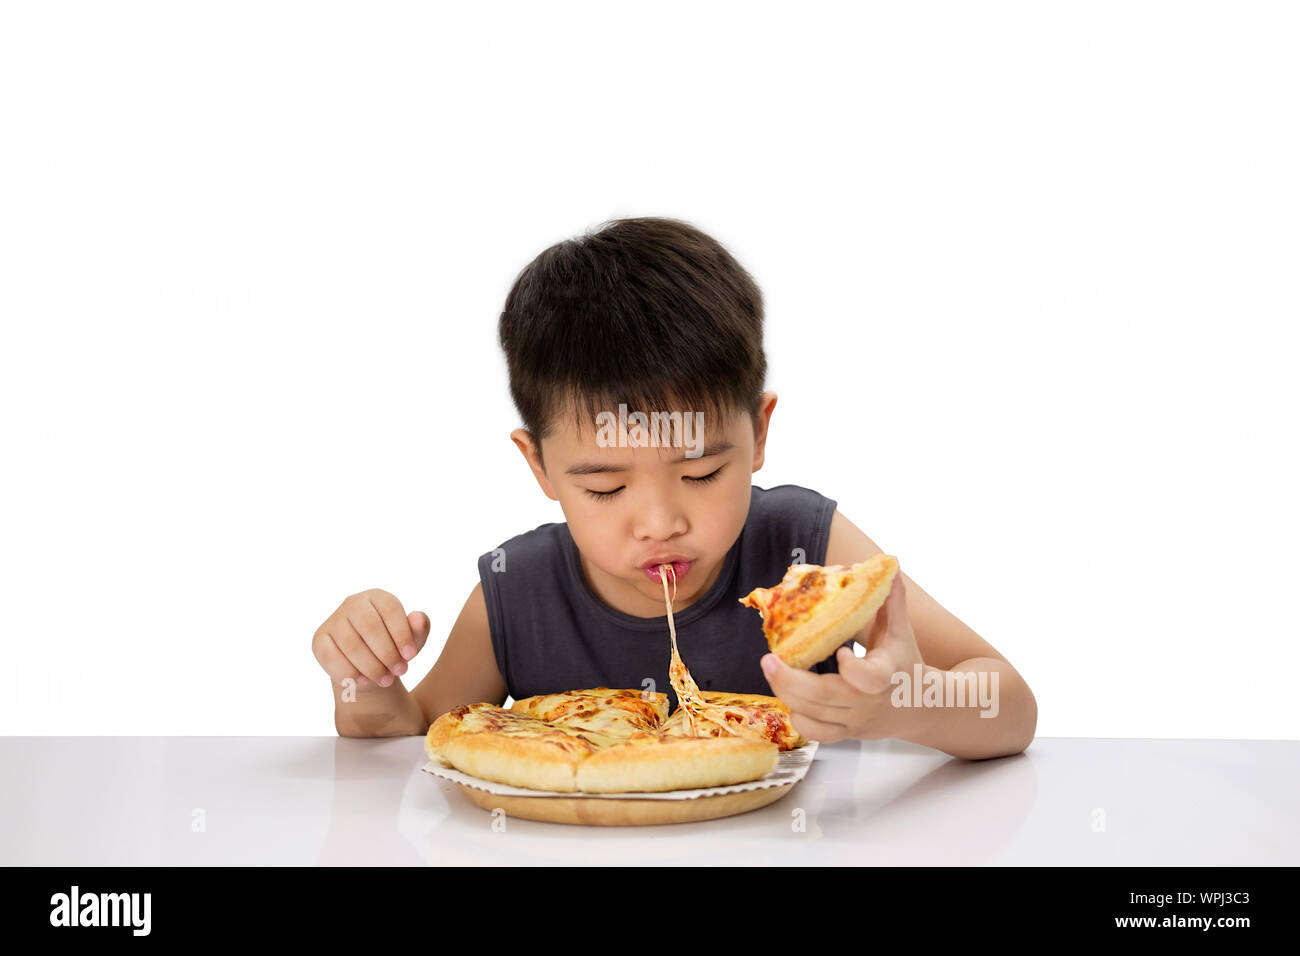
[659,690,807,751]
[425,703,615,792]
[739,554,900,669]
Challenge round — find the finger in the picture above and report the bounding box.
[861,573,905,651]
[761,654,858,711]
[781,690,859,725]
[405,610,431,659]
[365,592,416,672]
[768,673,858,724]
[880,573,907,630]
[789,709,850,745]
[351,596,408,677]
[335,615,398,686]
[320,630,375,687]
[315,631,367,686]
[366,595,416,671]
[860,580,896,648]
[836,645,901,696]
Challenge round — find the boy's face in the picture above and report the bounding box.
[512,392,777,618]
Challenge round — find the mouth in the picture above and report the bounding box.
[641,559,693,582]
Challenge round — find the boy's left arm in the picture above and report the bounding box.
[760,510,1038,759]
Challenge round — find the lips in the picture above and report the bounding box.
[642,559,693,582]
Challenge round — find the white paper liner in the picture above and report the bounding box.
[421,740,818,801]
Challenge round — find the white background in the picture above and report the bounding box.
[1,1,1295,738]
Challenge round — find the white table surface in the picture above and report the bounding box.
[2,736,1295,865]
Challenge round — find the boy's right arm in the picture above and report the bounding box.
[312,583,507,738]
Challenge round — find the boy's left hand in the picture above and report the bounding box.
[760,572,924,743]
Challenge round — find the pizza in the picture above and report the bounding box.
[425,693,782,793]
[424,562,813,795]
[740,554,900,669]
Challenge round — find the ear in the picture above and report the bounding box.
[510,428,559,501]
[751,391,778,472]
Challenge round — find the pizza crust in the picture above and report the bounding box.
[424,706,472,760]
[429,721,780,794]
[438,732,594,793]
[574,735,778,793]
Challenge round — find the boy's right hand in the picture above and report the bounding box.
[312,589,431,689]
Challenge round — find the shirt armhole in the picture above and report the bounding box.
[476,552,511,693]
[810,494,838,565]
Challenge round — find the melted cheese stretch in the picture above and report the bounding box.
[661,564,778,743]
[658,566,805,749]
[661,564,708,734]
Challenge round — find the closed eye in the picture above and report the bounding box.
[583,465,724,501]
[685,466,724,485]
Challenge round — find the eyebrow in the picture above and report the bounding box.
[565,440,736,476]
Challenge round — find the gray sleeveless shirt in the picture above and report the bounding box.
[476,483,843,709]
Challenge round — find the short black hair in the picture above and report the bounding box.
[498,216,767,464]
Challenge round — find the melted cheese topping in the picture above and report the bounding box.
[741,563,856,646]
[448,703,628,752]
[513,688,665,736]
[658,691,802,750]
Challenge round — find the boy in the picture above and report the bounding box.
[311,217,1037,759]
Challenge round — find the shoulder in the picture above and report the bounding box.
[748,483,838,532]
[750,482,837,512]
[823,510,888,567]
[476,521,570,576]
[740,483,839,569]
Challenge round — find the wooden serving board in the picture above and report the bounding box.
[454,779,795,826]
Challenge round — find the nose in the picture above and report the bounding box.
[633,493,688,542]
